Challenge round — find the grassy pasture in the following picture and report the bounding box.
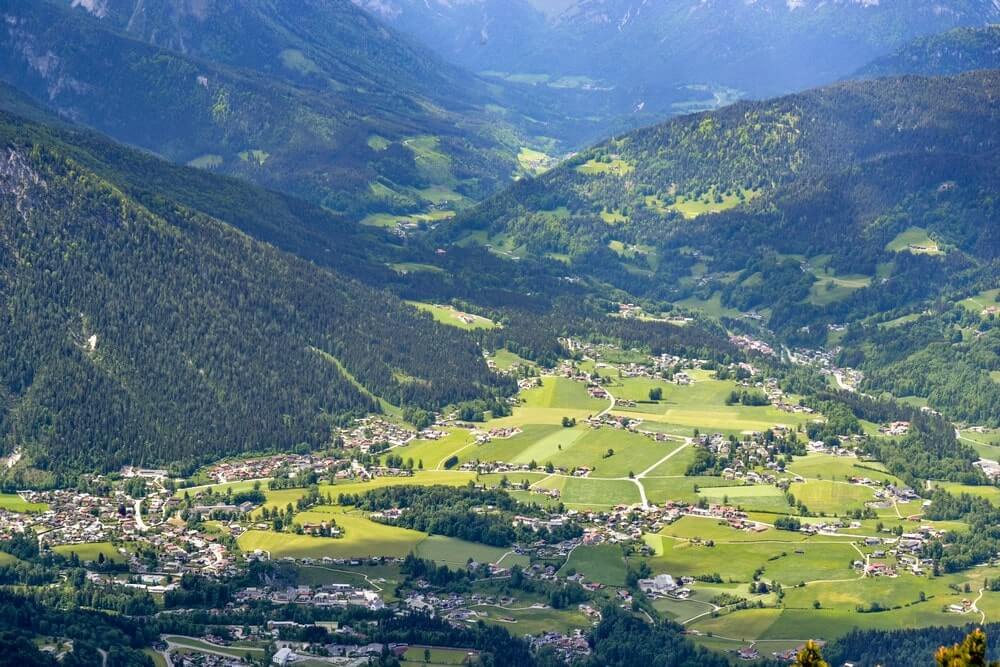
[402,647,473,665]
[643,475,737,505]
[786,454,899,484]
[534,476,641,508]
[490,349,535,371]
[609,370,815,435]
[390,429,474,471]
[475,605,591,636]
[886,227,942,255]
[698,485,791,514]
[521,377,609,412]
[934,482,1000,506]
[789,480,875,515]
[558,544,627,586]
[517,147,554,176]
[52,542,125,564]
[0,492,48,513]
[959,288,1000,315]
[415,535,525,568]
[407,302,497,330]
[576,157,633,176]
[669,188,759,219]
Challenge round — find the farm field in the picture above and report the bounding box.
[788,479,876,515]
[575,157,633,176]
[406,302,497,330]
[959,288,1000,315]
[52,542,126,564]
[558,543,628,586]
[886,227,942,255]
[402,646,474,665]
[698,485,791,514]
[607,369,817,435]
[473,605,593,636]
[785,454,899,484]
[669,188,759,219]
[0,492,48,513]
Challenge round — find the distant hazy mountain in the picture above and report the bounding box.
[0,0,555,219]
[355,0,1000,99]
[857,25,1000,78]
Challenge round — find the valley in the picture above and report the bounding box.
[0,5,997,667]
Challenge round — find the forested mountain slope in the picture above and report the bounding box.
[0,106,512,478]
[0,0,543,220]
[446,70,1000,425]
[857,25,1000,78]
[447,71,999,328]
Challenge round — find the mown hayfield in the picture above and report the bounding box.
[646,538,788,582]
[886,227,941,255]
[0,492,48,513]
[52,542,125,564]
[611,370,816,435]
[466,424,585,467]
[558,544,627,586]
[758,543,859,586]
[535,476,641,508]
[406,301,497,331]
[782,573,963,613]
[668,188,760,220]
[415,535,523,568]
[254,471,477,515]
[239,521,423,561]
[698,484,791,514]
[477,472,550,488]
[934,482,1000,506]
[789,480,875,515]
[575,157,633,176]
[402,647,474,665]
[522,377,610,413]
[642,475,736,505]
[643,443,698,477]
[658,516,808,544]
[490,349,536,371]
[786,454,899,484]
[689,608,783,641]
[392,429,474,471]
[475,605,592,635]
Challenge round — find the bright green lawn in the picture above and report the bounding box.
[52,542,124,564]
[407,302,497,330]
[576,157,633,176]
[669,188,759,219]
[0,492,48,513]
[789,480,875,515]
[886,227,942,255]
[558,544,628,586]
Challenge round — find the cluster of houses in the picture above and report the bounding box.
[235,584,385,611]
[530,629,592,661]
[201,454,343,485]
[729,334,776,358]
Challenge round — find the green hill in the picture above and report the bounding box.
[0,104,513,478]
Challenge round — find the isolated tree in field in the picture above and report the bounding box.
[649,387,663,401]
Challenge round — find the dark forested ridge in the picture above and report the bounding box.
[857,25,1000,78]
[0,109,512,477]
